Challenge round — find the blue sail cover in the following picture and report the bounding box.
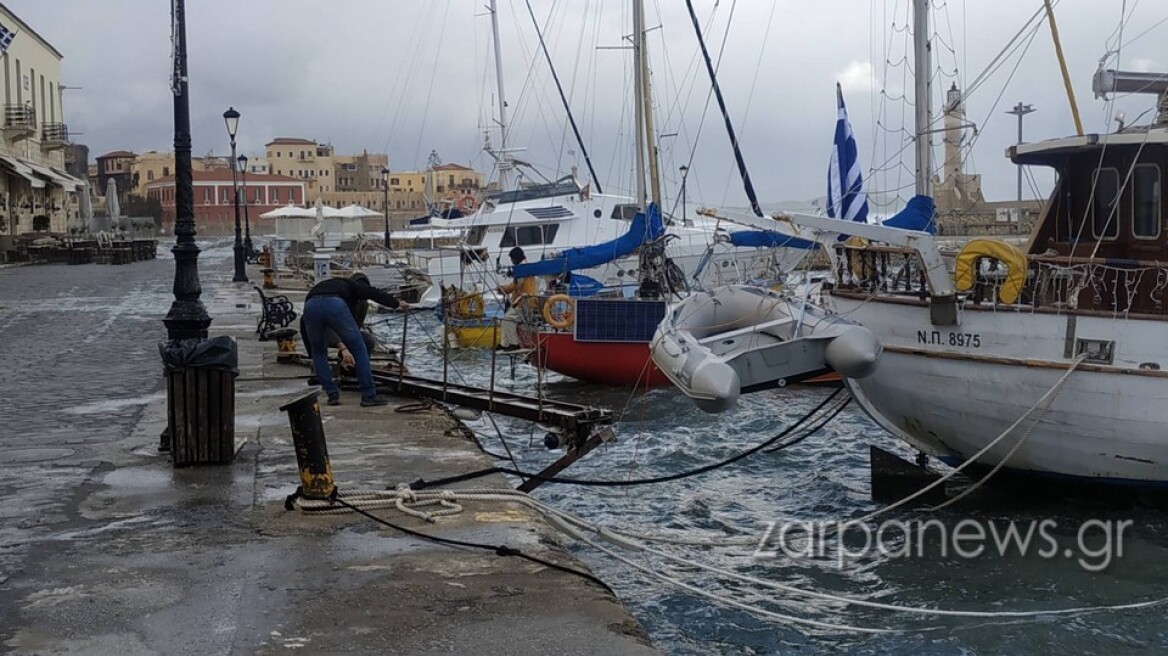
[512,203,665,278]
[881,195,936,234]
[727,230,819,250]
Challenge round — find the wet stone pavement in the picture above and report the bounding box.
[0,258,174,581]
[0,251,657,656]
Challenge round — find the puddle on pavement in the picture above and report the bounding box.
[11,448,76,463]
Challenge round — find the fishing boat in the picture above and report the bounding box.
[728,2,1168,485]
[651,285,880,413]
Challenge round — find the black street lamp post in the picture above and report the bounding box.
[164,0,211,341]
[223,106,247,282]
[238,154,253,257]
[381,167,390,248]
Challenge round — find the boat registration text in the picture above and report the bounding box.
[917,330,981,348]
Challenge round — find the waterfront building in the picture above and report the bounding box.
[0,2,85,237]
[146,169,305,237]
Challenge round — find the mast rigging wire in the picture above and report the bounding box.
[682,0,764,218]
[520,0,604,193]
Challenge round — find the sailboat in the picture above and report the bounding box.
[718,1,1168,485]
[513,0,832,388]
[401,0,806,317]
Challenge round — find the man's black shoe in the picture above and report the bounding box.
[360,395,390,407]
[327,393,341,406]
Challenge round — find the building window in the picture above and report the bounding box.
[204,188,211,203]
[1132,164,1161,239]
[1091,167,1120,240]
[163,166,170,177]
[147,170,155,181]
[272,188,280,204]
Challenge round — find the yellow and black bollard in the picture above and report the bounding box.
[260,267,276,289]
[279,390,336,499]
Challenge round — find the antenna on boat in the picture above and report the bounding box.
[913,0,933,198]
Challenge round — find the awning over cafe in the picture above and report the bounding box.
[22,159,79,191]
[0,155,45,189]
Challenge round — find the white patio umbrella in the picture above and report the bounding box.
[259,204,315,219]
[79,182,94,232]
[105,178,120,229]
[333,204,382,219]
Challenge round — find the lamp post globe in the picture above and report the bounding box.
[381,167,390,248]
[238,153,253,257]
[223,106,247,282]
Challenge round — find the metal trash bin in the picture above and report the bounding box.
[160,336,240,467]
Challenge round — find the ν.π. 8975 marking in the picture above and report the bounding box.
[917,330,981,348]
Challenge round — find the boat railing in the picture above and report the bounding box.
[832,244,931,299]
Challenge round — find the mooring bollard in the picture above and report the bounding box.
[279,389,336,499]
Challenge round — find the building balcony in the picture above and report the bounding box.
[41,122,68,150]
[297,154,315,163]
[4,104,36,140]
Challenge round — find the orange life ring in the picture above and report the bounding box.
[542,294,575,330]
[459,196,476,211]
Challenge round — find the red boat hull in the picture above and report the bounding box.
[519,328,672,388]
[518,327,843,389]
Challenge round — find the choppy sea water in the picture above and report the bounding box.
[372,311,1168,655]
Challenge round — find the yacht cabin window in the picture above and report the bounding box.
[1132,164,1161,240]
[1091,167,1120,240]
[499,223,560,247]
[465,226,487,246]
[611,204,640,221]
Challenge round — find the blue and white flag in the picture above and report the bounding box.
[826,83,868,224]
[0,22,15,56]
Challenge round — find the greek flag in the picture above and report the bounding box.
[826,83,868,223]
[0,22,14,55]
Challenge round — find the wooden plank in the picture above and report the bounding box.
[223,370,235,460]
[208,369,221,462]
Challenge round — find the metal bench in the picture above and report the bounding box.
[253,285,298,341]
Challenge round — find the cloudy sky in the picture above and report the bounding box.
[10,1,1168,210]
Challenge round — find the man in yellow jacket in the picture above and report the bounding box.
[497,247,537,352]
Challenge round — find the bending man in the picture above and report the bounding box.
[302,272,408,406]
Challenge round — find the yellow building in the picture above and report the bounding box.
[265,137,335,198]
[0,2,85,236]
[130,151,211,197]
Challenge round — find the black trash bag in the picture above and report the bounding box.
[159,336,239,374]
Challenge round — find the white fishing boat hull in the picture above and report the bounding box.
[831,295,1168,484]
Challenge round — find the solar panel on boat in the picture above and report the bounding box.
[574,299,667,343]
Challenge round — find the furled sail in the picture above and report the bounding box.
[511,203,665,277]
[727,231,819,250]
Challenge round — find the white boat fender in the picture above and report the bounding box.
[823,326,883,379]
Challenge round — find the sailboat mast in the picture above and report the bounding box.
[638,0,662,208]
[632,0,647,210]
[913,0,932,197]
[489,0,512,190]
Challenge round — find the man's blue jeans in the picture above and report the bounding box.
[302,296,377,399]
